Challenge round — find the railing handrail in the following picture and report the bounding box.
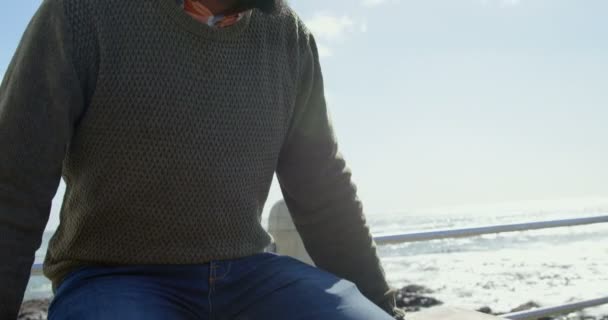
[373,215,608,245]
[31,263,43,276]
[501,296,608,320]
[32,215,608,274]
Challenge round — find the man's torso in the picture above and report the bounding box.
[44,0,307,288]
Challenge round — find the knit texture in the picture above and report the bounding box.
[0,0,394,318]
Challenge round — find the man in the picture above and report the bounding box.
[0,0,405,318]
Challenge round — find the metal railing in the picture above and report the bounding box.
[31,263,43,276]
[502,296,608,319]
[30,214,608,319]
[373,215,608,245]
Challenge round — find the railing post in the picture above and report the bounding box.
[267,200,314,266]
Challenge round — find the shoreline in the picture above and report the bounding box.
[19,284,608,320]
[395,284,608,320]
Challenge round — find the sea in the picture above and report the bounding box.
[26,209,608,317]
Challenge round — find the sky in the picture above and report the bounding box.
[1,0,607,231]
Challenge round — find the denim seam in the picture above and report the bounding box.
[208,261,215,319]
[213,261,232,281]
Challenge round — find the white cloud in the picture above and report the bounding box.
[305,13,355,41]
[361,0,400,8]
[305,13,360,58]
[502,0,522,6]
[480,0,523,7]
[361,0,386,7]
[305,12,370,58]
[316,43,334,58]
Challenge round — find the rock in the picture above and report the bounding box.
[505,301,557,320]
[393,286,608,320]
[509,301,542,313]
[477,306,493,314]
[401,284,434,294]
[18,299,50,320]
[395,284,443,312]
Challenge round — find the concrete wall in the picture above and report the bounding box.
[267,200,314,266]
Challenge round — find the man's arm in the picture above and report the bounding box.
[0,0,85,318]
[275,31,403,318]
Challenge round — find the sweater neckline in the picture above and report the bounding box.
[158,0,253,41]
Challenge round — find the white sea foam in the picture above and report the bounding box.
[373,212,608,317]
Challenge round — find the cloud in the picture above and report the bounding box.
[480,0,523,7]
[361,0,386,7]
[316,43,334,58]
[305,13,362,58]
[502,0,522,5]
[305,13,355,41]
[361,0,400,8]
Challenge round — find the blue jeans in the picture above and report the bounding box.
[48,253,393,319]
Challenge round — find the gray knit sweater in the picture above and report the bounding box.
[0,0,395,318]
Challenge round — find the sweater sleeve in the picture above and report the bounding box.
[0,0,85,318]
[275,32,398,315]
